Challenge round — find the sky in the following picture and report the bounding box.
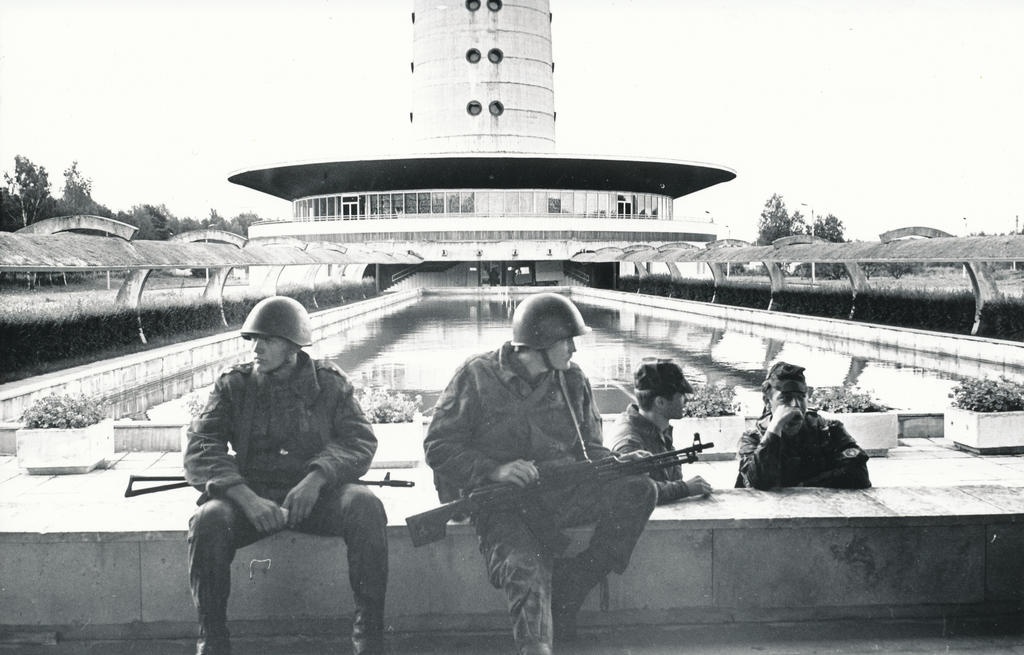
[1,0,1022,242]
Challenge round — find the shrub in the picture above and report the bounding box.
[358,387,421,423]
[21,393,106,429]
[682,384,739,418]
[809,386,888,413]
[950,377,1024,413]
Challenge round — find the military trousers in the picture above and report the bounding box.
[187,483,388,646]
[475,474,657,653]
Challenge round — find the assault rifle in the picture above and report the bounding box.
[405,433,713,547]
[124,472,414,498]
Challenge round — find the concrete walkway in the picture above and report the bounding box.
[4,618,1023,654]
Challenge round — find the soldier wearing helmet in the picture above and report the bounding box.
[184,296,388,655]
[735,361,871,490]
[609,358,714,504]
[424,292,656,655]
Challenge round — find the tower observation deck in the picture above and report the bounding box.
[232,0,735,289]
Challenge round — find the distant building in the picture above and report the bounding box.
[231,0,735,290]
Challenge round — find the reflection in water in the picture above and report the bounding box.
[314,297,1024,415]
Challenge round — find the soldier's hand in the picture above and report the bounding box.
[685,475,713,498]
[228,485,287,533]
[767,406,804,437]
[283,471,328,527]
[488,459,539,487]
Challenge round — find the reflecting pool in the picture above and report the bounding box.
[313,296,1024,416]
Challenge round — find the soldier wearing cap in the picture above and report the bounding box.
[735,361,871,490]
[424,292,656,655]
[609,359,714,504]
[184,296,388,655]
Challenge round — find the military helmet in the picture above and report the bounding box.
[510,292,590,349]
[240,296,312,347]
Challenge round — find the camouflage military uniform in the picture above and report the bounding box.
[735,410,871,490]
[424,342,657,654]
[185,351,387,654]
[608,403,692,504]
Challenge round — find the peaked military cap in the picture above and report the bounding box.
[634,358,694,396]
[765,361,807,393]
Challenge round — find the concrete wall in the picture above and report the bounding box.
[2,486,1020,640]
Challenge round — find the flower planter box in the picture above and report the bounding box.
[16,419,115,475]
[371,419,426,469]
[945,407,1024,455]
[818,411,899,456]
[669,415,746,460]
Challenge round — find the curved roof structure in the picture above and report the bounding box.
[228,153,737,201]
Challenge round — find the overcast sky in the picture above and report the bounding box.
[2,0,1022,242]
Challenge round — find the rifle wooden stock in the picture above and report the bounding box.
[406,434,713,547]
[124,472,415,498]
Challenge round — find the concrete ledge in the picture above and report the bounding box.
[2,486,1021,640]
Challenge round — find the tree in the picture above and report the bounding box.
[756,193,806,245]
[3,155,55,228]
[812,213,845,243]
[119,204,173,240]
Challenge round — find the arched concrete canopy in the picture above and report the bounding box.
[17,215,137,240]
[118,229,249,314]
[570,228,1024,334]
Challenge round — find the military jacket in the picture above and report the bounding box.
[183,351,377,501]
[608,403,689,504]
[423,342,611,499]
[735,409,870,490]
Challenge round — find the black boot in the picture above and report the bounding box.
[551,557,605,643]
[352,594,385,655]
[195,624,231,655]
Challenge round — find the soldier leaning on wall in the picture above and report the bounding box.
[735,361,871,490]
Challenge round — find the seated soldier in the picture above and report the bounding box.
[609,358,713,504]
[736,361,871,490]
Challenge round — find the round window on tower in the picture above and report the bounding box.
[487,0,502,11]
[487,48,504,64]
[466,49,481,63]
[467,101,483,116]
[488,101,504,116]
[466,0,481,11]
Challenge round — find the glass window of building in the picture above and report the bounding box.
[461,192,475,213]
[547,196,561,213]
[404,193,417,214]
[573,191,586,216]
[476,191,489,214]
[507,191,520,214]
[342,196,358,218]
[418,192,431,214]
[369,194,378,216]
[520,191,534,214]
[560,191,573,214]
[381,194,392,216]
[446,192,460,213]
[393,193,404,215]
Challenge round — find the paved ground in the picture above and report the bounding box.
[3,619,1023,654]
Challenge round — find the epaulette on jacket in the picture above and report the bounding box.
[313,359,346,377]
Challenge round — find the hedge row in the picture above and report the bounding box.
[0,280,378,382]
[618,274,1023,342]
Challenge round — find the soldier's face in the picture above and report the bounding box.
[250,335,299,375]
[767,388,807,434]
[544,337,576,371]
[665,392,687,420]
